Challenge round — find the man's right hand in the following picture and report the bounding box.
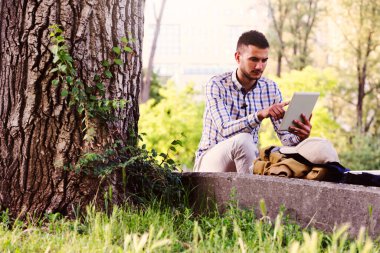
[257,101,289,121]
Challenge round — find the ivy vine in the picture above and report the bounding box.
[49,24,130,142]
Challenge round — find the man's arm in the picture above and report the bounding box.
[206,81,260,138]
[258,84,310,146]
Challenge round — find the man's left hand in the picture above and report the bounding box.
[288,114,312,140]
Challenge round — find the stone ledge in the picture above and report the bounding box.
[181,172,380,237]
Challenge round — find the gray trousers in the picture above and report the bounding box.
[194,133,258,173]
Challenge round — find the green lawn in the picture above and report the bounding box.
[0,200,379,252]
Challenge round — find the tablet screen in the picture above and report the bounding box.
[279,92,319,131]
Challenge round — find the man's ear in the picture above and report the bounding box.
[235,51,240,64]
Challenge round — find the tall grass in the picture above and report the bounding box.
[0,201,379,252]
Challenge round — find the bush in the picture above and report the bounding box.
[139,81,204,169]
[260,67,346,148]
[340,134,380,171]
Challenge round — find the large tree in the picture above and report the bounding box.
[332,0,380,133]
[0,0,144,217]
[267,0,321,75]
[140,0,167,103]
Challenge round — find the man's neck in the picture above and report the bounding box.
[236,70,258,92]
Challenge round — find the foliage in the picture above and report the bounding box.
[267,0,324,72]
[340,134,380,171]
[260,66,346,148]
[49,24,130,142]
[139,81,204,169]
[148,72,164,104]
[139,67,378,172]
[64,138,185,206]
[49,25,183,204]
[0,200,379,252]
[258,67,380,170]
[330,0,380,132]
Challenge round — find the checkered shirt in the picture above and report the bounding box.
[195,69,300,162]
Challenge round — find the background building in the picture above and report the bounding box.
[143,0,270,86]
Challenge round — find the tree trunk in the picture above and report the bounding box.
[0,0,144,218]
[140,0,166,103]
[357,67,366,132]
[276,52,282,77]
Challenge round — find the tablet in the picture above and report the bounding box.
[279,92,319,131]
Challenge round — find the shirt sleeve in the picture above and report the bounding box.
[270,83,301,146]
[206,80,260,138]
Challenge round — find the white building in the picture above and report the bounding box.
[143,0,270,86]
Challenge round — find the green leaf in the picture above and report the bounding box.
[112,100,119,108]
[58,64,67,73]
[121,37,128,43]
[93,74,101,81]
[72,87,79,95]
[52,79,59,86]
[96,82,105,91]
[112,47,121,55]
[51,45,59,55]
[114,58,123,65]
[50,67,59,73]
[61,89,69,97]
[123,46,133,53]
[167,159,175,165]
[66,76,73,84]
[78,107,85,114]
[62,54,73,63]
[102,60,110,67]
[53,56,60,64]
[171,140,183,146]
[104,70,113,79]
[56,35,65,43]
[119,99,127,108]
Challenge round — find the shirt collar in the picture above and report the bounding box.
[232,68,242,90]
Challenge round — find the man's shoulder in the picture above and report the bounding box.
[258,76,277,86]
[208,71,233,85]
[257,77,280,89]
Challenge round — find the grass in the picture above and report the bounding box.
[0,199,379,253]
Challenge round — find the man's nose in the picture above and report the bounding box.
[255,61,264,69]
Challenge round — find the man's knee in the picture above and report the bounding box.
[232,133,256,149]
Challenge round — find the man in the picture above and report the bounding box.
[194,30,312,173]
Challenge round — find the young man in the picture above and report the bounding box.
[194,30,312,173]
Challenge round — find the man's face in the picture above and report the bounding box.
[235,45,269,81]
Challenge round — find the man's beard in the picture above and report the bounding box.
[243,69,262,81]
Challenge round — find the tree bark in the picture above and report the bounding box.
[276,52,282,77]
[0,0,144,218]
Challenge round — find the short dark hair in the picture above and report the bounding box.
[236,30,269,51]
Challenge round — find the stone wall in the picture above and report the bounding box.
[181,172,380,237]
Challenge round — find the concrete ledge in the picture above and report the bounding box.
[181,172,380,237]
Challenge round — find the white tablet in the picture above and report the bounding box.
[279,92,319,131]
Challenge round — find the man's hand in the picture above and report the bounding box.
[288,114,312,140]
[257,101,289,121]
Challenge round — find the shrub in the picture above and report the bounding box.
[139,81,204,169]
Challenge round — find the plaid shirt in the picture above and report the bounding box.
[195,69,300,162]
